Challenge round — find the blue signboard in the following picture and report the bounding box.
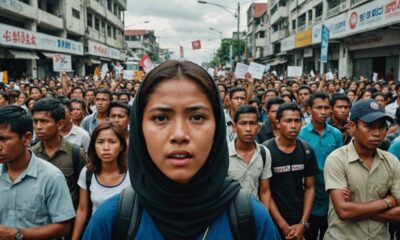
[320,25,330,63]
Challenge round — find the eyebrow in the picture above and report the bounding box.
[148,104,211,113]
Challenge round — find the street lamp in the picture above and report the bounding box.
[125,20,150,29]
[209,27,222,41]
[198,1,241,59]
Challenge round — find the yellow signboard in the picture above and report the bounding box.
[295,29,312,48]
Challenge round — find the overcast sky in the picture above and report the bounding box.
[125,0,267,65]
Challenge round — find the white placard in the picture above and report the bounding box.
[101,63,109,80]
[53,54,72,72]
[248,62,266,79]
[265,64,271,72]
[217,70,225,77]
[207,68,215,76]
[327,71,334,80]
[0,72,3,83]
[123,70,134,80]
[287,66,303,77]
[373,72,378,82]
[235,63,249,79]
[310,70,315,78]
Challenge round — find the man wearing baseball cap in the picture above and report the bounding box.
[323,99,400,239]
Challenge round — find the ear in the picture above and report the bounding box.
[57,119,65,131]
[276,120,281,130]
[23,132,33,146]
[348,121,356,137]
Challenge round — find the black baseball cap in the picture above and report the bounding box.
[350,99,393,123]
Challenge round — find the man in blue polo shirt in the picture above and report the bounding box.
[299,92,343,240]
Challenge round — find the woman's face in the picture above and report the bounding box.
[142,77,216,184]
[0,95,7,107]
[17,93,26,106]
[362,91,372,99]
[95,128,122,163]
[347,91,356,102]
[30,89,42,100]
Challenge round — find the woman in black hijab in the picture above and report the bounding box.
[83,60,280,239]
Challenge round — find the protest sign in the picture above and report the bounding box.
[235,63,249,79]
[287,66,303,77]
[248,62,266,79]
[53,54,72,72]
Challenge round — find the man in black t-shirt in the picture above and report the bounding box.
[263,102,317,240]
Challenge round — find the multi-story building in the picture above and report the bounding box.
[0,0,126,79]
[125,29,158,60]
[254,0,400,79]
[245,3,269,62]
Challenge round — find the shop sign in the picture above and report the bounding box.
[346,0,400,35]
[88,40,123,60]
[312,12,347,44]
[281,35,295,51]
[320,25,330,63]
[304,48,313,58]
[346,31,400,50]
[0,23,83,55]
[295,29,312,48]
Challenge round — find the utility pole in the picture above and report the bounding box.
[237,2,240,61]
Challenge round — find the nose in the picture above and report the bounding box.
[170,118,189,144]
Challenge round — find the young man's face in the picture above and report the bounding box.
[350,119,387,150]
[119,94,130,104]
[277,110,302,140]
[233,113,259,144]
[0,125,31,164]
[230,91,246,112]
[95,93,111,114]
[218,85,226,101]
[267,104,280,125]
[109,107,129,131]
[309,98,331,125]
[374,95,386,109]
[85,91,95,103]
[33,111,63,141]
[332,100,350,121]
[71,102,85,121]
[297,89,310,106]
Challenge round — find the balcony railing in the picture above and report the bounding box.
[271,6,288,24]
[271,29,289,43]
[326,0,349,18]
[350,0,369,8]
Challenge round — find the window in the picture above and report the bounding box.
[259,31,265,38]
[113,27,116,39]
[125,36,130,41]
[292,20,296,30]
[308,10,312,21]
[107,25,112,37]
[107,0,112,11]
[101,21,106,34]
[72,8,80,19]
[18,0,30,4]
[95,17,100,31]
[113,3,118,15]
[87,13,93,27]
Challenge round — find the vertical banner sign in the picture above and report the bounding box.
[229,45,233,67]
[320,25,330,63]
[180,46,184,58]
[53,54,72,72]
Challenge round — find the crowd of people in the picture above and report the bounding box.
[0,60,399,240]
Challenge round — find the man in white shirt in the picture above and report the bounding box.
[385,83,400,118]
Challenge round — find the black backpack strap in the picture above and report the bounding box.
[298,139,312,163]
[228,188,255,240]
[113,187,142,240]
[259,145,266,168]
[72,143,81,181]
[85,170,93,220]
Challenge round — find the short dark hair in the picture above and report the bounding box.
[0,105,33,136]
[265,88,278,96]
[297,85,311,94]
[95,88,112,100]
[373,92,386,100]
[276,102,302,121]
[229,86,246,99]
[395,83,400,92]
[108,100,131,117]
[330,93,350,107]
[307,92,330,107]
[217,83,227,94]
[119,90,131,101]
[70,98,86,111]
[31,98,65,122]
[0,91,9,102]
[55,96,72,111]
[233,105,258,123]
[266,97,285,112]
[248,97,260,107]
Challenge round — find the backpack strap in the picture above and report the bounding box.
[72,143,81,181]
[228,188,255,240]
[298,139,312,163]
[259,144,266,168]
[113,187,142,240]
[85,170,93,220]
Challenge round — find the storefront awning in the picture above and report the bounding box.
[42,52,56,59]
[99,57,111,62]
[85,58,101,65]
[7,50,39,59]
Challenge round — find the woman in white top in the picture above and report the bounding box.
[72,121,130,240]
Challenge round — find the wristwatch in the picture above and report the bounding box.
[300,220,310,229]
[15,228,24,240]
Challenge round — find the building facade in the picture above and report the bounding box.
[0,0,126,79]
[246,0,400,80]
[124,29,158,60]
[245,3,269,62]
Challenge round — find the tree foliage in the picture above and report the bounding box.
[214,38,245,66]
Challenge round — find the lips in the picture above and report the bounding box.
[167,150,193,166]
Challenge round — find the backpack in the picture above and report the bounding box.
[112,187,255,240]
[259,145,267,168]
[263,138,313,165]
[71,143,82,181]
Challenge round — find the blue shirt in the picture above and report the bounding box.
[389,141,400,160]
[0,152,75,228]
[298,122,343,216]
[81,112,98,135]
[83,194,281,240]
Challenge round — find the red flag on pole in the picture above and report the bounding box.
[192,40,201,50]
[139,54,154,73]
[180,46,184,58]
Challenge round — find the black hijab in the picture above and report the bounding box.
[128,61,240,239]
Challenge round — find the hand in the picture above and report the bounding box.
[342,188,352,202]
[245,73,254,84]
[384,194,397,208]
[286,224,304,240]
[0,225,18,240]
[279,223,291,238]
